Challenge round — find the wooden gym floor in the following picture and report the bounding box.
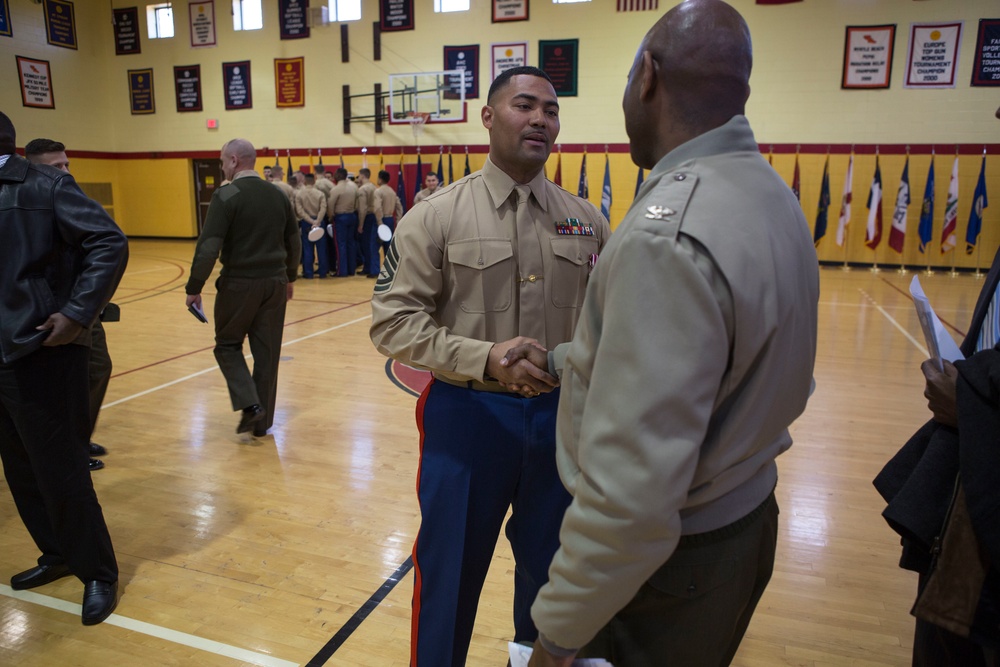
[0,238,986,666]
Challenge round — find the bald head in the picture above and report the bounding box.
[623,0,752,167]
[220,138,256,181]
[651,0,751,125]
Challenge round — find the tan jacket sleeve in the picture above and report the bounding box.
[370,205,494,380]
[357,187,368,220]
[394,194,403,219]
[531,232,731,650]
[373,187,385,219]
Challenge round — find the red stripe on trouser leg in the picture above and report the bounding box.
[409,379,433,667]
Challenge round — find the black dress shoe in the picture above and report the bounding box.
[251,426,268,437]
[88,458,105,471]
[236,404,265,434]
[89,442,107,456]
[11,563,72,590]
[82,580,118,625]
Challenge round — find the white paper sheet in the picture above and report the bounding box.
[508,642,613,667]
[909,276,965,370]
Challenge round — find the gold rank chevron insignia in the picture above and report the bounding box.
[373,239,400,294]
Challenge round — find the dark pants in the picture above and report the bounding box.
[88,319,112,438]
[299,220,329,278]
[213,276,288,430]
[0,345,118,583]
[578,493,779,667]
[410,380,569,667]
[381,216,396,258]
[360,213,380,276]
[334,213,358,276]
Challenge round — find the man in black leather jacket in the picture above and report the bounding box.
[0,111,128,626]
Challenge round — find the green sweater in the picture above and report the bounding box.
[186,173,301,294]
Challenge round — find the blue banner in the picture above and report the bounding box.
[128,68,155,115]
[444,45,479,100]
[223,60,253,110]
[279,0,309,40]
[44,0,77,49]
[0,0,12,38]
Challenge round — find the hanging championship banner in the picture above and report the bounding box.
[905,22,963,88]
[971,19,1000,86]
[44,0,77,50]
[492,42,528,81]
[279,0,309,40]
[189,1,216,47]
[275,57,305,107]
[128,68,155,114]
[223,60,252,109]
[841,25,895,89]
[492,0,527,23]
[380,0,413,32]
[1,0,13,38]
[174,65,202,112]
[17,56,54,109]
[113,7,141,55]
[444,45,479,100]
[539,38,578,96]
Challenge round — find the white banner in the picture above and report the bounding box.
[905,21,963,88]
[491,42,528,82]
[189,1,217,48]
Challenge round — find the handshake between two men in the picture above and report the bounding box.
[486,337,559,398]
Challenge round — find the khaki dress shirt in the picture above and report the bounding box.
[356,181,377,219]
[294,185,326,225]
[327,180,359,218]
[373,184,403,220]
[370,156,609,382]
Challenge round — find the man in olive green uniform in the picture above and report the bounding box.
[370,67,609,667]
[185,139,301,436]
[513,3,819,665]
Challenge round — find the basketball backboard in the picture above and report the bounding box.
[388,70,468,125]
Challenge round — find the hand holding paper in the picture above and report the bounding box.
[909,276,964,370]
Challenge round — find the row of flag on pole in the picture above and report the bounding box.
[547,150,626,223]
[811,152,989,255]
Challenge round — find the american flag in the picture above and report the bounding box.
[617,0,658,11]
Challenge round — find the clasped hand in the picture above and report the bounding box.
[485,337,559,398]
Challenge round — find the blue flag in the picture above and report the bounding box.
[814,156,831,247]
[635,167,644,198]
[966,155,988,254]
[396,156,407,216]
[578,154,589,199]
[918,159,935,253]
[414,153,423,199]
[436,153,444,184]
[600,155,612,221]
[464,151,471,177]
[448,150,454,184]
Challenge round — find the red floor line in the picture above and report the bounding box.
[109,299,370,379]
[879,276,967,339]
[116,259,188,303]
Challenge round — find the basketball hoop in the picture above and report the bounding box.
[407,111,431,138]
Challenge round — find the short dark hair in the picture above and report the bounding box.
[335,167,348,180]
[315,164,325,173]
[305,173,315,183]
[25,138,65,157]
[378,170,391,184]
[487,66,553,104]
[359,168,371,178]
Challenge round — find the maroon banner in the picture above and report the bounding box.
[275,57,305,107]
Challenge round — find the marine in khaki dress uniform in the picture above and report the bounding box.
[370,67,609,667]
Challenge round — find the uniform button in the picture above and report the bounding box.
[674,174,686,181]
[477,258,484,265]
[528,275,537,283]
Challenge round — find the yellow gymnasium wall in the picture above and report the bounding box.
[1,0,998,263]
